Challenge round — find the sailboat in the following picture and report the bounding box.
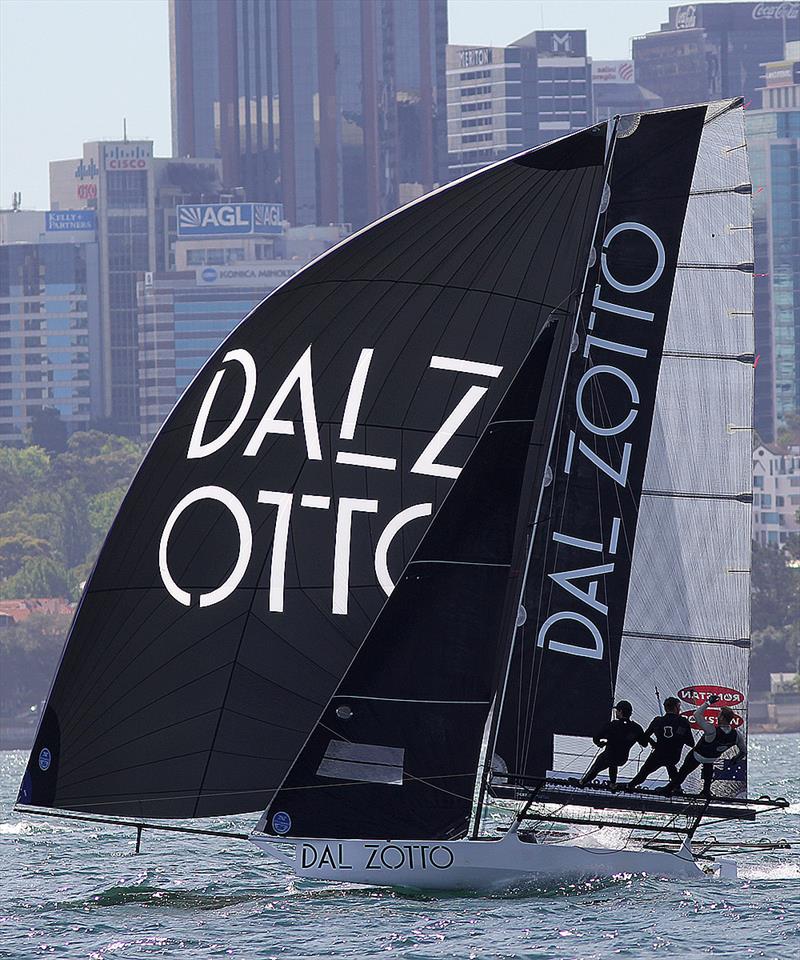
[15,99,790,891]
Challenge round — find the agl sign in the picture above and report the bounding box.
[177,202,284,237]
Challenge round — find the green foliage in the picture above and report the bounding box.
[29,406,68,453]
[0,430,145,600]
[750,543,800,691]
[0,612,70,715]
[751,542,800,632]
[0,557,69,600]
[750,624,800,691]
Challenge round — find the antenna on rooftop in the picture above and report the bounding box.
[123,118,128,143]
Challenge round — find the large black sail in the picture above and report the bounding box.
[19,127,607,818]
[494,103,748,788]
[256,311,579,841]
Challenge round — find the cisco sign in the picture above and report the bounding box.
[177,203,284,237]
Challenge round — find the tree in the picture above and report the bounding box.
[0,556,69,600]
[29,406,68,453]
[750,542,800,632]
[0,534,52,580]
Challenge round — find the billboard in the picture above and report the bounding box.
[45,210,97,232]
[103,143,152,171]
[592,61,635,84]
[197,263,298,285]
[177,203,285,237]
[534,31,587,58]
[764,58,800,85]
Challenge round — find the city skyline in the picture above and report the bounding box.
[3,0,719,211]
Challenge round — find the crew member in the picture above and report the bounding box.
[626,697,695,790]
[578,701,647,787]
[662,695,746,798]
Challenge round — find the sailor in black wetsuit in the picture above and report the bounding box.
[578,701,647,787]
[626,697,695,790]
[663,697,746,797]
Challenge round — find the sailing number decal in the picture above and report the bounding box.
[158,347,502,612]
[539,220,666,661]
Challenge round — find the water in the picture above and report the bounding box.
[1,738,798,960]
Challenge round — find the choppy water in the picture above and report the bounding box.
[1,738,798,959]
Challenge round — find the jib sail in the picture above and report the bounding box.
[18,126,607,819]
[493,100,753,798]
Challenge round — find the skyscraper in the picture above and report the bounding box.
[0,210,101,443]
[50,141,224,435]
[447,31,590,180]
[747,46,800,442]
[169,0,448,228]
[633,2,800,108]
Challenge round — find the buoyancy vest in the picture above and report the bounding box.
[694,724,738,760]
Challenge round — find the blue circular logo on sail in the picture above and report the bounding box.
[271,811,292,835]
[38,748,51,771]
[201,267,218,283]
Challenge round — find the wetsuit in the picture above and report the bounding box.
[580,718,647,786]
[666,704,746,797]
[627,713,695,789]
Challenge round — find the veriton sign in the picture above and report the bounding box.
[177,202,285,237]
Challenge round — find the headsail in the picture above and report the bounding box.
[494,101,753,798]
[18,126,607,819]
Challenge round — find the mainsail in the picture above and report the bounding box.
[18,127,607,818]
[495,100,753,798]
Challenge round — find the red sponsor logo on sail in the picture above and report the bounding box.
[678,685,744,706]
[682,708,745,728]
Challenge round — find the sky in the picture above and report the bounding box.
[0,0,721,210]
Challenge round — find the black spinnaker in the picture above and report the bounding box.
[18,126,607,819]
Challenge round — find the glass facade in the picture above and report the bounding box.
[169,0,447,228]
[633,3,800,108]
[747,103,800,441]
[0,242,98,442]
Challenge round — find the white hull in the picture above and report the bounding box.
[249,830,704,891]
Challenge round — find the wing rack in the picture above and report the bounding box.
[493,775,790,823]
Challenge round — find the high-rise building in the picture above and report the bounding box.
[747,44,800,441]
[447,31,590,180]
[169,0,448,228]
[49,141,223,435]
[633,2,800,108]
[137,212,346,438]
[0,210,101,443]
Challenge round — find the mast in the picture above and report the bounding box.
[470,118,620,838]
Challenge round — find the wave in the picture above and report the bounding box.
[42,884,267,912]
[739,861,800,881]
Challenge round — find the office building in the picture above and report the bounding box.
[0,210,101,443]
[447,31,590,180]
[753,442,800,546]
[169,0,448,228]
[633,2,800,108]
[746,43,800,441]
[137,212,346,438]
[49,141,223,435]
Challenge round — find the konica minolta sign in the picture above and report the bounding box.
[177,203,284,237]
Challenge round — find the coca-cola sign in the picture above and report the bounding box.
[752,2,800,20]
[675,5,697,29]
